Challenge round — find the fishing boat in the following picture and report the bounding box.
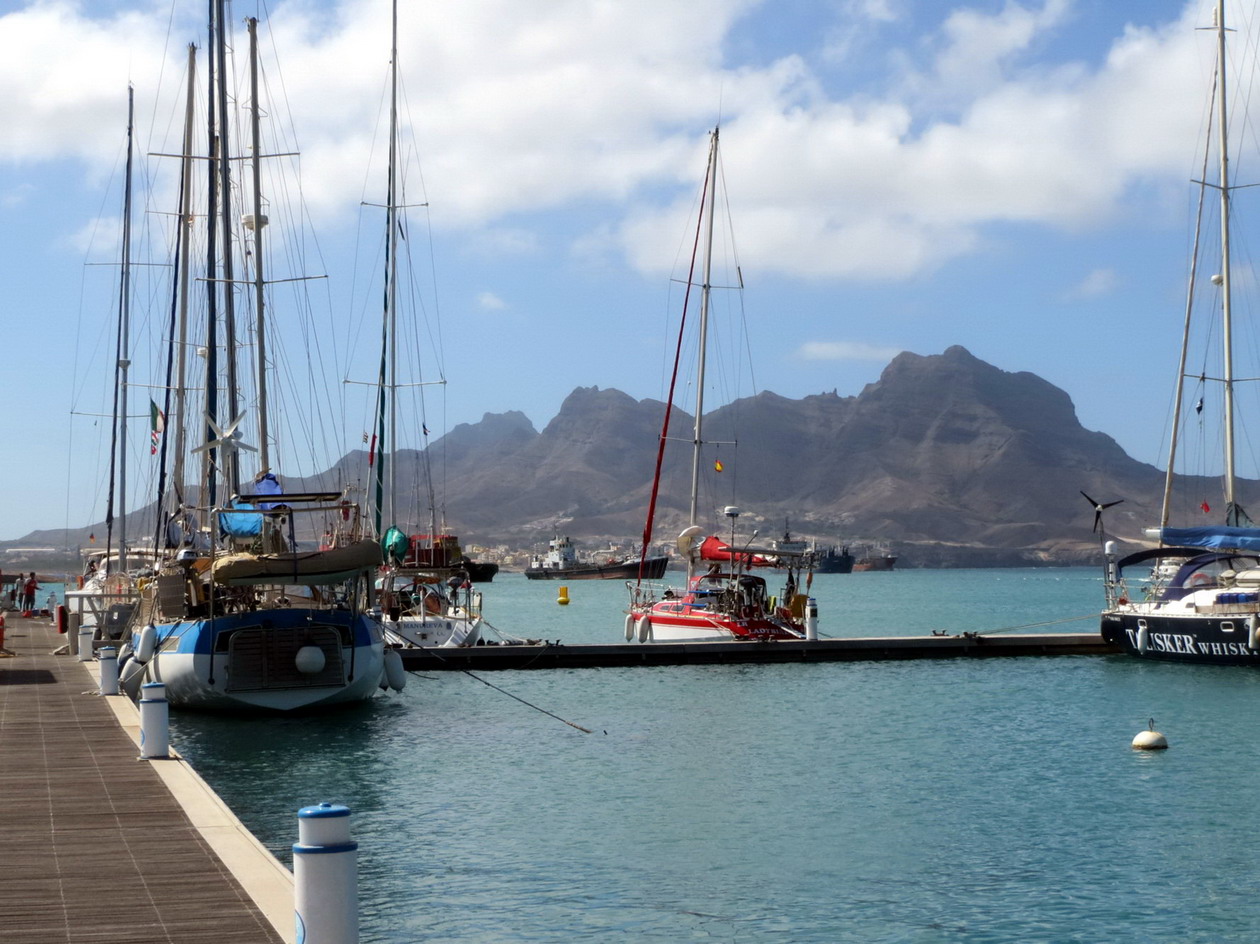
[119,15,388,710]
[1099,0,1260,665]
[624,128,818,643]
[525,535,669,581]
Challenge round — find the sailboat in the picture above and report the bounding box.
[1100,0,1260,666]
[120,14,388,710]
[364,1,489,649]
[65,87,153,639]
[624,128,819,643]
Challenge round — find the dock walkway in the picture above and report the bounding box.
[0,614,289,944]
[399,631,1117,671]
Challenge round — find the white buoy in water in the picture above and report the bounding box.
[1132,718,1168,750]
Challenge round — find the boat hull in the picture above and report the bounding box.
[137,607,385,711]
[853,556,896,572]
[383,611,482,648]
[526,556,669,581]
[1100,611,1260,665]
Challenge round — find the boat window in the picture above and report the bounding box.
[1222,621,1236,633]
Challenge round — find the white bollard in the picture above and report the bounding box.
[138,682,170,759]
[805,597,819,640]
[294,803,358,944]
[98,646,119,695]
[77,627,95,662]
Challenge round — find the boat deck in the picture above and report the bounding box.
[0,613,290,944]
[398,631,1117,671]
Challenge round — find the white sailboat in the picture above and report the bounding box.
[359,1,485,650]
[625,128,818,643]
[120,14,387,710]
[1101,0,1260,665]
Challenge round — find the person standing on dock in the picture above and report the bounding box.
[21,572,37,615]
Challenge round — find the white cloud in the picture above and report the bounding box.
[0,0,1219,285]
[797,340,904,361]
[477,291,507,311]
[1064,267,1120,300]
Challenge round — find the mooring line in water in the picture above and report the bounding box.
[977,614,1096,635]
[402,648,592,733]
[459,669,593,733]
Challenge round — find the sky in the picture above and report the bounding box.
[0,0,1251,541]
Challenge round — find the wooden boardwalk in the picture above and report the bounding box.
[0,614,289,944]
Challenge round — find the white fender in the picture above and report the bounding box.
[1250,614,1260,651]
[119,656,147,700]
[294,645,326,674]
[135,624,157,663]
[384,648,407,692]
[636,615,653,643]
[624,614,636,642]
[1137,624,1149,654]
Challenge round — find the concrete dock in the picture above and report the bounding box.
[398,631,1117,671]
[0,613,292,944]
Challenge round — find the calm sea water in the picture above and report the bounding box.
[169,568,1260,943]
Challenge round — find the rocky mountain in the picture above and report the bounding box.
[17,345,1228,567]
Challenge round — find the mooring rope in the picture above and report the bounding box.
[405,646,592,733]
[976,614,1096,635]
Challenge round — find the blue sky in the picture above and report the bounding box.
[0,0,1243,540]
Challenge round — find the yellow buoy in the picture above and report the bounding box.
[1132,718,1168,750]
[557,585,570,606]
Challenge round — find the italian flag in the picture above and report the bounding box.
[150,399,165,455]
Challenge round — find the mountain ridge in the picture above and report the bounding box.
[13,346,1227,568]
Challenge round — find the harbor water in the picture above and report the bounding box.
[168,568,1260,942]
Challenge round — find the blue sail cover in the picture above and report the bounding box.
[1159,526,1260,552]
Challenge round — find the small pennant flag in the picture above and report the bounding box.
[89,532,96,544]
[362,431,370,444]
[1202,500,1211,514]
[714,459,724,473]
[149,400,166,455]
[423,423,430,437]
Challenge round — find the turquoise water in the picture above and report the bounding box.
[169,569,1260,943]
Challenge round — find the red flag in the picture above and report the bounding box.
[714,459,724,472]
[368,433,377,467]
[1201,500,1211,514]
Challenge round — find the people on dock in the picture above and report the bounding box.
[21,572,38,615]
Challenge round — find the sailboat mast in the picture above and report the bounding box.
[215,0,241,495]
[247,17,270,475]
[1215,0,1238,516]
[688,128,720,566]
[386,0,400,530]
[117,85,135,571]
[171,44,197,507]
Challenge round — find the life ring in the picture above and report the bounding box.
[1189,573,1215,587]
